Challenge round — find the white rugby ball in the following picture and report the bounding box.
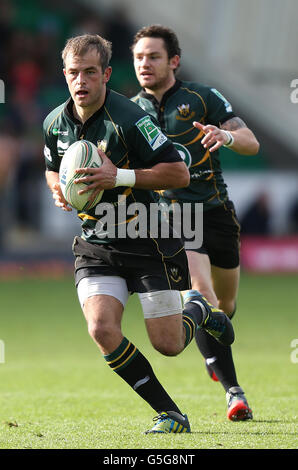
[59,140,104,211]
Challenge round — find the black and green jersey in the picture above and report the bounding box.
[132,80,235,211]
[43,88,182,244]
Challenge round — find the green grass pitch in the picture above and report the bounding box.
[0,273,297,449]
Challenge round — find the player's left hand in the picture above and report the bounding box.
[193,121,230,152]
[74,149,117,200]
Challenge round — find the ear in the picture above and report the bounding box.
[170,54,180,71]
[103,66,112,84]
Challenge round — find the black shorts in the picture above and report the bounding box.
[72,235,191,293]
[180,200,241,269]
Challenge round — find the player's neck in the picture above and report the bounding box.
[72,92,106,124]
[73,104,99,124]
[144,76,176,103]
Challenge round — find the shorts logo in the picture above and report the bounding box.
[173,142,192,168]
[136,115,167,150]
[176,103,195,121]
[169,266,182,283]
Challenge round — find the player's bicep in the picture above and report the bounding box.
[207,88,235,126]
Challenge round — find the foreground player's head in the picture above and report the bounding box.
[62,34,112,72]
[62,34,112,114]
[131,25,181,92]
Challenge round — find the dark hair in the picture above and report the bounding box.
[131,24,181,60]
[62,34,112,72]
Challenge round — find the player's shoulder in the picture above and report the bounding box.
[130,91,143,104]
[107,89,153,126]
[179,80,213,98]
[43,101,67,136]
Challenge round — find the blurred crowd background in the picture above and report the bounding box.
[0,0,298,275]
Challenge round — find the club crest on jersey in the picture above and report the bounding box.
[97,140,107,153]
[176,104,195,121]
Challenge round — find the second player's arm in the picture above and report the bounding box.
[220,117,260,155]
[194,117,259,155]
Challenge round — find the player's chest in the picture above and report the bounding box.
[59,120,127,166]
[158,98,204,154]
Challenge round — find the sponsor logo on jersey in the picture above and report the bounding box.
[176,103,195,121]
[136,115,167,150]
[52,128,69,136]
[57,139,70,152]
[173,142,192,168]
[190,170,214,180]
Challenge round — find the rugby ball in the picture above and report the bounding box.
[59,140,103,211]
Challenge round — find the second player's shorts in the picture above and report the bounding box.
[179,200,241,269]
[72,235,191,293]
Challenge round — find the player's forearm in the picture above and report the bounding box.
[225,128,260,155]
[220,117,259,155]
[45,170,59,192]
[134,162,190,190]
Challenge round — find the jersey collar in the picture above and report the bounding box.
[139,79,182,108]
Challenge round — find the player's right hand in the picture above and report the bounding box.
[52,182,72,212]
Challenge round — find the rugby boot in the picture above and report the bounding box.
[145,411,190,434]
[183,290,235,346]
[226,386,253,421]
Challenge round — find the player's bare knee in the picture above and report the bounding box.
[218,300,236,318]
[151,338,182,357]
[87,320,116,344]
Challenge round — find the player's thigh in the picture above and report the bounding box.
[185,250,218,306]
[139,290,184,355]
[84,295,125,353]
[77,276,128,351]
[211,265,240,315]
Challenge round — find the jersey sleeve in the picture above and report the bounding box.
[206,87,235,126]
[43,119,60,172]
[126,114,182,168]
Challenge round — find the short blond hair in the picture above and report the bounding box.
[62,34,112,71]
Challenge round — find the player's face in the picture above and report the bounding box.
[63,48,111,111]
[133,37,179,91]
